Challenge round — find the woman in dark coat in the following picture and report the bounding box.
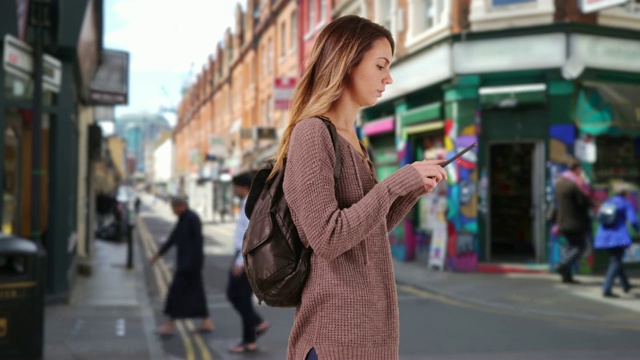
[151,196,214,335]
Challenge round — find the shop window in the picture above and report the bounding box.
[3,126,20,235]
[592,136,640,184]
[4,73,33,101]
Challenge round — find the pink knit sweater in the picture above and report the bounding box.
[283,118,426,360]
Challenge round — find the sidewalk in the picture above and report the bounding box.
[43,237,165,360]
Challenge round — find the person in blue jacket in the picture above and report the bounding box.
[594,182,638,298]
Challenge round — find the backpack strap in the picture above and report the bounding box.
[317,116,342,188]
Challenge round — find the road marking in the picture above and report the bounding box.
[115,318,126,337]
[397,284,640,331]
[138,216,213,360]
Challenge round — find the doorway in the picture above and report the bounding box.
[488,141,545,262]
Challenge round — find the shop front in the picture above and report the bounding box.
[366,27,640,272]
[1,34,61,239]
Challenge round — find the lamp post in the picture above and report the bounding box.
[29,0,51,243]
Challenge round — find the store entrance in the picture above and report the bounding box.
[488,142,544,262]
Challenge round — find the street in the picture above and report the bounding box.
[136,197,640,360]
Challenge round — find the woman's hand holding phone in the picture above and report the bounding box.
[410,160,447,193]
[410,143,476,193]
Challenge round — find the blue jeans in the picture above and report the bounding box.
[305,348,318,360]
[603,246,631,294]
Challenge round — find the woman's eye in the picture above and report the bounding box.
[377,65,384,70]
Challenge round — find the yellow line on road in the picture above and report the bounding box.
[397,284,640,332]
[137,216,213,360]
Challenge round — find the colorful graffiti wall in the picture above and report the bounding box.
[445,119,479,271]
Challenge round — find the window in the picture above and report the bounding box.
[376,0,392,30]
[320,0,327,24]
[491,0,535,5]
[261,44,267,77]
[280,22,287,57]
[626,0,640,14]
[268,38,273,73]
[307,0,316,33]
[267,95,273,126]
[291,11,298,51]
[410,0,447,38]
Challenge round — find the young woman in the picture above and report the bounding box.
[272,16,447,360]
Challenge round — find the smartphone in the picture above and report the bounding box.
[441,142,477,167]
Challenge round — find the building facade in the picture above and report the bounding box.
[360,0,640,273]
[174,0,640,273]
[1,0,129,302]
[174,0,300,221]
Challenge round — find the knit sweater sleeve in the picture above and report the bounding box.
[386,186,426,233]
[283,118,424,261]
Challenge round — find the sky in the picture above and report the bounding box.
[104,0,247,126]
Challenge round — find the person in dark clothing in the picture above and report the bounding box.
[227,173,269,354]
[150,196,214,335]
[553,158,592,283]
[134,196,142,214]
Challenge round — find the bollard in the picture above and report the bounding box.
[126,223,134,269]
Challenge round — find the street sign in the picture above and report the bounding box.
[3,34,62,92]
[274,76,296,110]
[89,49,130,105]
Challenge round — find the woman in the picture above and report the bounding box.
[273,16,447,360]
[594,182,637,298]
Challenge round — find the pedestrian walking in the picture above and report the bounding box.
[150,196,214,335]
[594,181,637,298]
[269,15,447,360]
[134,196,141,214]
[226,173,270,354]
[553,158,593,284]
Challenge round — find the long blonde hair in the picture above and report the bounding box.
[268,15,394,179]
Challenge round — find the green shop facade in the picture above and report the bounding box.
[361,24,640,273]
[1,0,106,301]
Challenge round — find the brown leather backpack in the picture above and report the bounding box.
[242,118,341,307]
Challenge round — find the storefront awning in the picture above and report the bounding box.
[576,82,640,137]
